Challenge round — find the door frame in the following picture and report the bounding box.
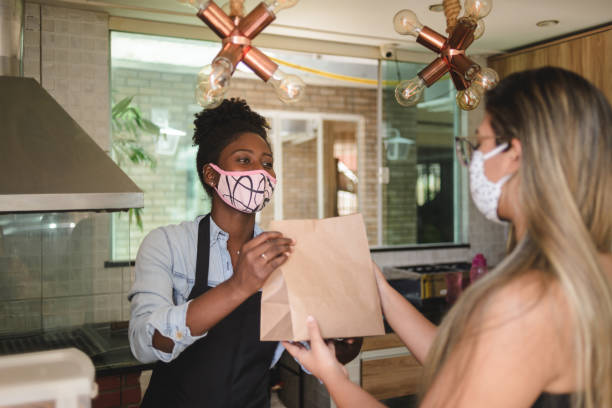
[260,110,366,220]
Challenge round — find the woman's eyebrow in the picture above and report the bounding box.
[231,148,254,154]
[262,152,273,158]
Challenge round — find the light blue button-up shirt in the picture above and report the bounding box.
[128,214,287,366]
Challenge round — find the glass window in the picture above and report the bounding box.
[109,32,466,258]
[381,60,467,246]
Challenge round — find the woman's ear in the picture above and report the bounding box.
[203,164,219,188]
[507,138,522,172]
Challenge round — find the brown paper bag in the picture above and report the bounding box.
[260,213,385,341]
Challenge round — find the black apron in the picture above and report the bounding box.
[141,215,278,408]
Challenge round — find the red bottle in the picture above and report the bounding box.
[470,253,488,283]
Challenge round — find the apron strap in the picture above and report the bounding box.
[188,214,211,300]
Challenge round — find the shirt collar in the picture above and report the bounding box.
[204,215,263,247]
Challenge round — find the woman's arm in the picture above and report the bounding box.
[155,231,294,351]
[283,317,385,408]
[372,262,437,364]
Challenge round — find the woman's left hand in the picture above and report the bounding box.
[282,316,348,384]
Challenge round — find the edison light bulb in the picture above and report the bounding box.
[209,58,233,92]
[268,69,305,104]
[176,0,210,10]
[265,0,299,14]
[471,67,499,92]
[195,83,223,109]
[221,1,244,16]
[194,59,233,109]
[463,0,492,20]
[393,9,424,37]
[473,19,485,40]
[456,86,482,110]
[395,76,425,107]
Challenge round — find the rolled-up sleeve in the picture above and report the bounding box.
[128,228,205,363]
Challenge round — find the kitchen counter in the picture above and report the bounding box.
[0,322,154,377]
[88,323,156,376]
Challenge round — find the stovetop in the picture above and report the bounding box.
[0,327,104,356]
[382,261,471,281]
[394,262,472,274]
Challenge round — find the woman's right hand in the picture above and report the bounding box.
[230,231,295,297]
[282,316,348,385]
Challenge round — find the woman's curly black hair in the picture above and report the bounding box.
[193,98,271,196]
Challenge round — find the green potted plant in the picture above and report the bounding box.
[111,96,160,230]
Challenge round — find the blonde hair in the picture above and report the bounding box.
[423,67,612,407]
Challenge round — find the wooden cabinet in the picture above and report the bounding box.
[359,333,424,401]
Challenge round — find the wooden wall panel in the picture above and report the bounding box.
[488,25,612,103]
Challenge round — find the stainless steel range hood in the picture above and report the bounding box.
[0,0,143,213]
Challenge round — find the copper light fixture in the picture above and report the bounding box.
[393,0,499,110]
[179,0,305,109]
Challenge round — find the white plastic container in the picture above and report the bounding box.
[0,348,98,408]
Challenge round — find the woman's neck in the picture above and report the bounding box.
[210,200,256,245]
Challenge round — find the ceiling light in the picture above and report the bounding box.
[393,0,498,111]
[429,4,444,12]
[536,19,559,27]
[179,0,305,109]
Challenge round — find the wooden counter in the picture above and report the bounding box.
[360,333,424,401]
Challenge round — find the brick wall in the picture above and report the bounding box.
[93,372,141,408]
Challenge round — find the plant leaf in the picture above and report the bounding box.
[112,96,133,117]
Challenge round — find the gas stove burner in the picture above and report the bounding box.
[0,327,104,357]
[397,262,471,274]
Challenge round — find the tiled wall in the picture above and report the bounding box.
[23,2,110,151]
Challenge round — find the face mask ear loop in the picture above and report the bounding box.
[482,142,509,160]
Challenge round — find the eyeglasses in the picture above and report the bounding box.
[455,136,479,166]
[454,135,500,166]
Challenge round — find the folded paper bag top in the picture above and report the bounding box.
[260,213,385,341]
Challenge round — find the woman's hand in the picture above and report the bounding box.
[230,231,295,297]
[282,316,348,385]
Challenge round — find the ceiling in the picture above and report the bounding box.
[54,0,611,56]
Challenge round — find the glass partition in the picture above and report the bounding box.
[381,60,467,246]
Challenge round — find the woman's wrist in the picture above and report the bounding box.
[320,364,349,388]
[224,276,253,302]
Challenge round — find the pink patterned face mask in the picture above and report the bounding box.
[209,163,276,213]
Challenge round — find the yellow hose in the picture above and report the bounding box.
[269,56,398,86]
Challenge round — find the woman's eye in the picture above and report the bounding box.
[263,161,273,168]
[237,157,250,164]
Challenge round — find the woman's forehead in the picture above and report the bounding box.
[223,132,271,153]
[477,115,495,138]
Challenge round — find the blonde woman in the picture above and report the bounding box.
[283,67,612,408]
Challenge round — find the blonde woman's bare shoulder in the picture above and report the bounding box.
[471,269,575,390]
[421,270,575,407]
[475,269,571,345]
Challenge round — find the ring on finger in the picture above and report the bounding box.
[261,252,267,260]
